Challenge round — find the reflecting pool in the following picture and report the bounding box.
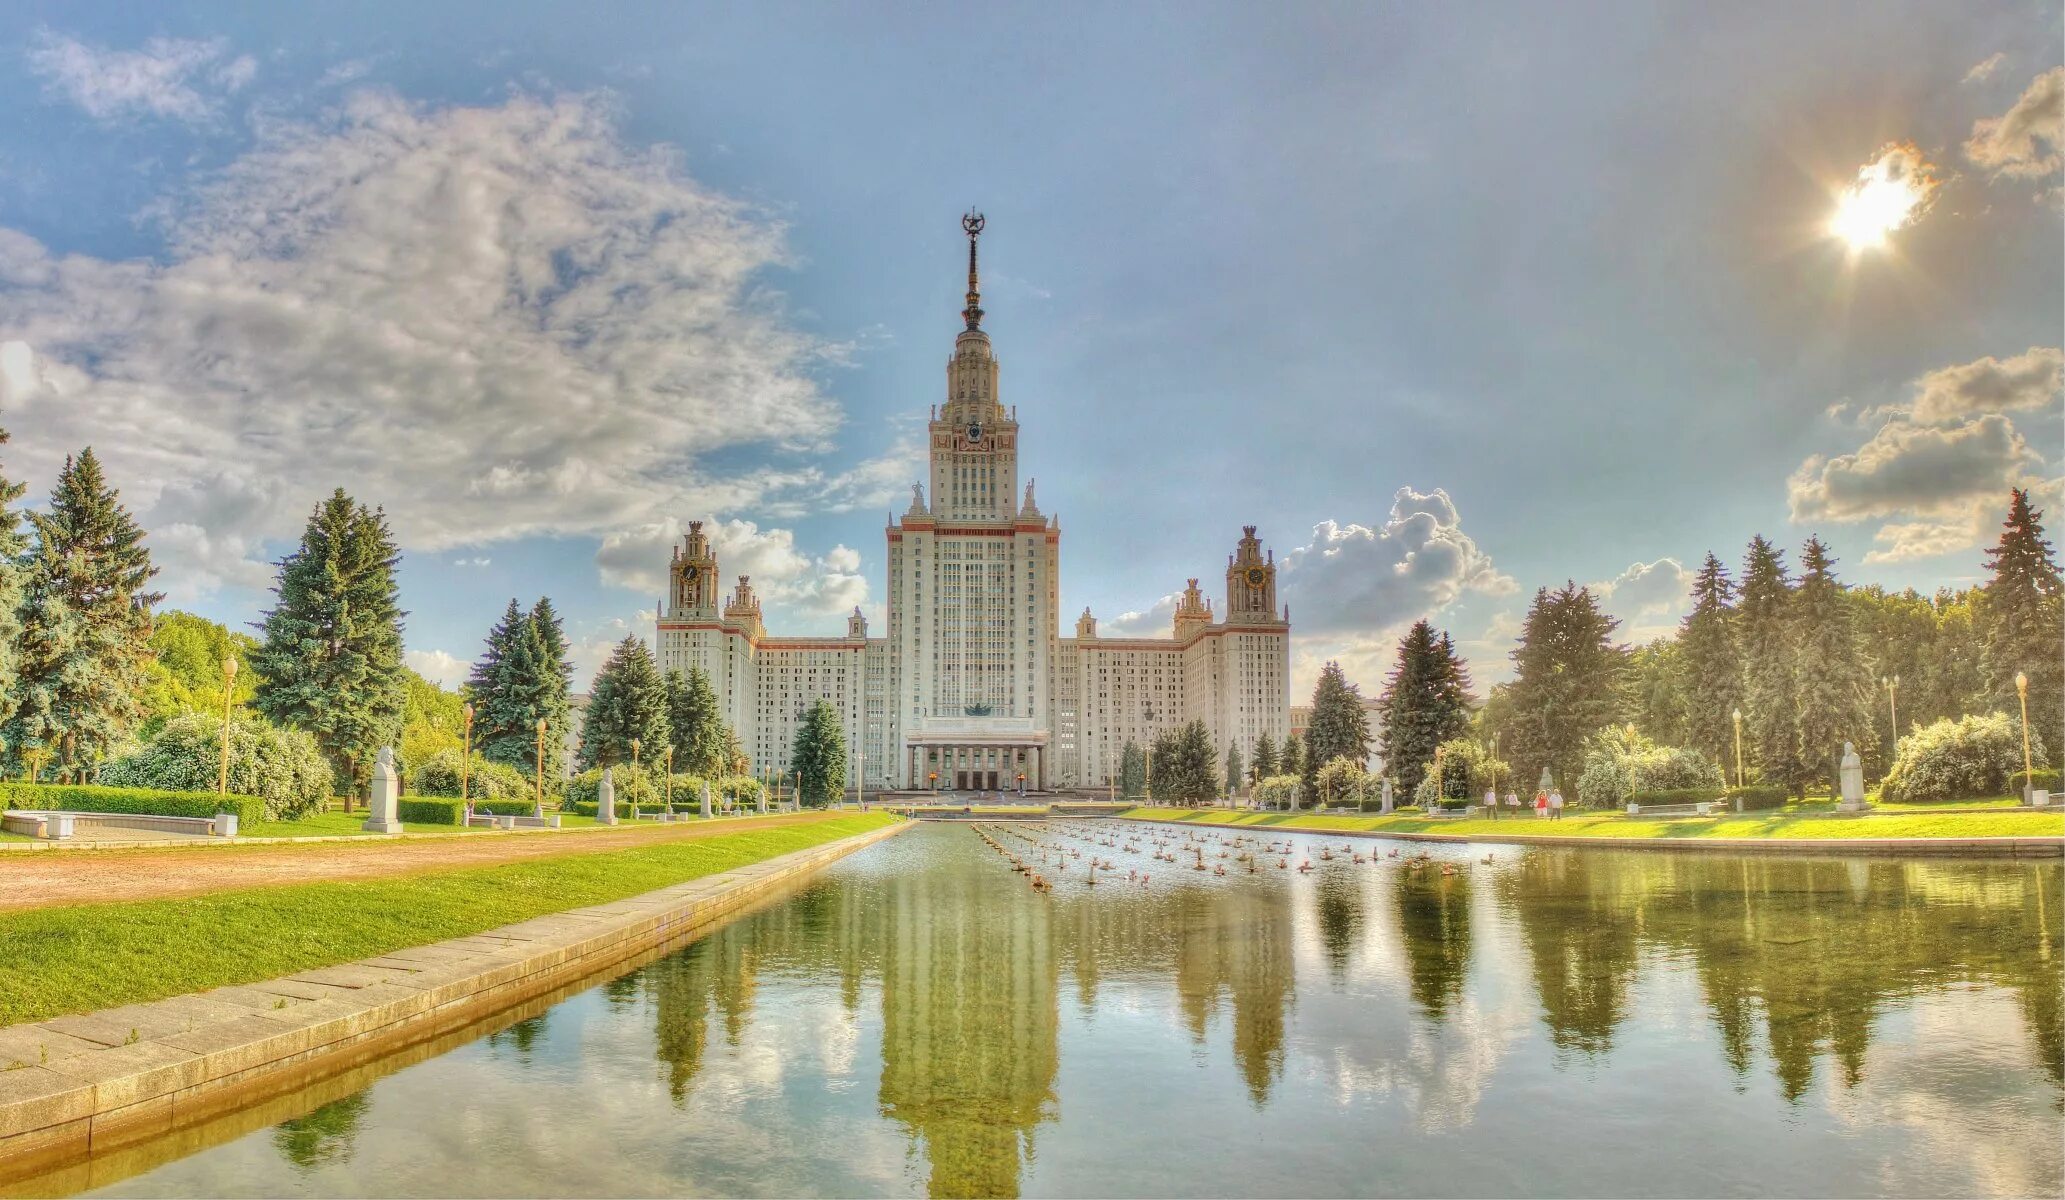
[38,822,2065,1197]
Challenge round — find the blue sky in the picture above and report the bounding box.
[0,2,2058,695]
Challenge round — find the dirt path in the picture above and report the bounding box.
[0,814,844,914]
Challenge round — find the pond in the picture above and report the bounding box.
[38,821,2065,1198]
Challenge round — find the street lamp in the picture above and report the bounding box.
[1731,707,1745,790]
[460,703,474,810]
[534,717,547,814]
[217,658,238,795]
[2015,672,2033,800]
[1432,744,1445,808]
[1883,675,1899,766]
[664,745,675,814]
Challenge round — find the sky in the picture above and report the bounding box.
[0,2,2058,698]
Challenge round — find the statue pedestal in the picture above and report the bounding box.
[1837,742,1869,812]
[362,747,404,833]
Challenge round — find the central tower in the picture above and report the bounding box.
[928,211,1018,523]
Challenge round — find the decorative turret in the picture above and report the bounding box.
[1076,607,1098,639]
[724,574,764,640]
[669,520,720,617]
[931,210,1017,522]
[848,606,868,639]
[1225,525,1280,625]
[1174,578,1212,640]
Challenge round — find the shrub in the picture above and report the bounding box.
[408,749,534,805]
[564,799,643,819]
[1882,713,2051,803]
[397,797,465,826]
[1315,758,1372,807]
[717,775,765,806]
[0,782,263,825]
[1576,725,1723,809]
[1723,785,1789,811]
[2013,768,2063,795]
[1253,774,1303,810]
[470,798,539,816]
[566,765,662,810]
[97,714,331,820]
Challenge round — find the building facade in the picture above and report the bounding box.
[656,215,1290,791]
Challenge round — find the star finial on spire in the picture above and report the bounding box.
[961,209,986,331]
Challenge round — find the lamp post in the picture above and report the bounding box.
[1731,707,1744,790]
[1432,744,1445,808]
[1883,675,1899,770]
[664,745,675,813]
[460,703,474,810]
[218,658,238,795]
[534,717,547,814]
[856,742,864,810]
[2016,672,2033,800]
[1145,746,1154,807]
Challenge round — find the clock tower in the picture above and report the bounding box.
[1225,525,1279,623]
[668,520,721,618]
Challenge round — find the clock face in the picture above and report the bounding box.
[1245,566,1268,587]
[683,564,699,582]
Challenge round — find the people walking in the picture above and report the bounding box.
[1535,790,1549,819]
[1505,790,1520,816]
[1484,786,1499,819]
[1549,789,1565,821]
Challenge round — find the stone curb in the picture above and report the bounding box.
[1117,816,2065,858]
[0,812,787,853]
[0,818,911,1179]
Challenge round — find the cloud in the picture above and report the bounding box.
[145,472,282,602]
[1963,53,2006,85]
[594,517,865,619]
[1588,558,1693,640]
[1788,413,2040,523]
[1278,487,1513,636]
[1862,518,1983,565]
[1965,66,2064,179]
[1907,347,2063,426]
[0,91,885,608]
[26,29,254,124]
[404,648,469,689]
[1102,592,1182,639]
[452,556,491,568]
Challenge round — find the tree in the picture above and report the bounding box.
[1981,489,2064,745]
[1224,743,1243,798]
[139,611,260,735]
[5,449,162,780]
[1281,731,1306,781]
[0,424,28,735]
[251,490,406,803]
[468,598,573,781]
[1250,732,1279,785]
[399,667,465,779]
[790,699,847,806]
[1677,552,1743,770]
[1153,720,1219,805]
[1118,740,1146,798]
[1738,535,1805,794]
[579,636,670,770]
[1379,620,1474,797]
[668,665,728,778]
[1791,537,1875,794]
[1307,661,1374,777]
[528,597,574,781]
[101,712,332,820]
[1502,583,1628,789]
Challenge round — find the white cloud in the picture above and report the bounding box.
[1589,557,1693,641]
[26,29,253,124]
[1102,592,1182,639]
[1965,66,2064,179]
[0,91,892,609]
[1908,346,2062,426]
[1789,413,2039,524]
[452,556,491,568]
[594,516,866,620]
[1862,518,1982,565]
[1963,53,2007,85]
[1278,486,1513,637]
[404,648,468,689]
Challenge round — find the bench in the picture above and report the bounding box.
[1624,800,1720,816]
[1,809,237,840]
[465,811,560,830]
[1424,804,1481,820]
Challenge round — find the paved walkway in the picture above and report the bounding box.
[0,813,838,914]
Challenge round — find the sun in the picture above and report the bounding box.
[1828,143,1941,253]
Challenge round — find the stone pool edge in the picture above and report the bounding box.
[1116,815,2064,858]
[0,816,913,1179]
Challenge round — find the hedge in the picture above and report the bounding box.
[563,800,646,819]
[1723,785,1789,811]
[1625,787,1727,807]
[470,798,540,817]
[2012,769,2062,794]
[98,714,331,821]
[396,797,465,826]
[0,783,263,825]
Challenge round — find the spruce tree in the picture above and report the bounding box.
[790,698,847,806]
[1504,583,1628,788]
[0,425,26,734]
[1738,535,1805,793]
[1250,732,1279,784]
[252,490,406,802]
[1149,720,1218,805]
[468,599,528,764]
[527,597,574,781]
[6,449,161,780]
[1281,731,1306,780]
[1981,488,2064,746]
[668,665,728,778]
[1679,552,1743,769]
[1224,744,1243,798]
[1306,660,1373,773]
[1118,740,1146,798]
[1378,620,1474,797]
[1792,537,1875,793]
[579,636,670,769]
[1148,728,1181,801]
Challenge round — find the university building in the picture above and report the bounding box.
[655,215,1291,791]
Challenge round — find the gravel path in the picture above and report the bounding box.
[0,813,840,914]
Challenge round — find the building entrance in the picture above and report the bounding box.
[955,770,1000,790]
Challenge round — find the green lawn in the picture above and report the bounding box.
[1119,805,2065,841]
[0,812,897,1028]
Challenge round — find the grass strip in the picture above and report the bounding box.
[0,812,896,1027]
[1117,806,2065,841]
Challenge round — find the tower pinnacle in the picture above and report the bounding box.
[961,209,985,331]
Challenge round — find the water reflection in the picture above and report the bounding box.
[51,822,2064,1200]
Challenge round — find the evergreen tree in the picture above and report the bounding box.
[1306,660,1373,773]
[1738,535,1805,792]
[527,597,574,781]
[0,425,24,736]
[468,600,529,763]
[578,636,671,770]
[1281,731,1306,780]
[1148,728,1180,801]
[1118,740,1146,798]
[1378,620,1474,797]
[1791,537,1875,793]
[251,490,406,801]
[6,450,162,780]
[1981,488,2064,745]
[1503,583,1628,788]
[1250,732,1279,785]
[1152,720,1218,805]
[1627,639,1690,749]
[9,451,160,776]
[1678,552,1743,769]
[667,665,728,778]
[790,698,847,806]
[1224,744,1243,798]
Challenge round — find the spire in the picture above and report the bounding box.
[961,209,986,331]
